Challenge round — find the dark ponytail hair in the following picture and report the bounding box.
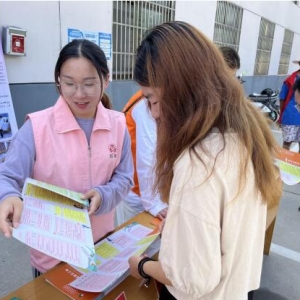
[55,39,112,109]
[101,93,113,109]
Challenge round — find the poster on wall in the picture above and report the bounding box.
[67,28,112,60]
[99,32,111,60]
[0,38,18,162]
[67,28,112,80]
[68,28,99,45]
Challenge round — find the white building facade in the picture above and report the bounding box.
[1,1,300,126]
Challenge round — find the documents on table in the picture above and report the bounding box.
[69,223,160,293]
[275,148,300,185]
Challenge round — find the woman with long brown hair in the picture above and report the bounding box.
[128,21,282,300]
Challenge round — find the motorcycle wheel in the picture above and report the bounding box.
[268,110,279,122]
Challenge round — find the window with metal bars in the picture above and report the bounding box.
[112,1,176,80]
[278,29,294,75]
[213,1,243,52]
[254,18,275,75]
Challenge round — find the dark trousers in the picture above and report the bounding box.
[32,267,42,279]
[159,285,176,300]
[159,285,255,300]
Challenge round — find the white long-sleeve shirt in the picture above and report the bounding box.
[125,99,167,216]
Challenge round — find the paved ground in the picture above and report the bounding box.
[0,125,299,299]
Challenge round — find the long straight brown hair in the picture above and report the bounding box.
[134,21,281,207]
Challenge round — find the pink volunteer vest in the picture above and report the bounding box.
[27,96,126,272]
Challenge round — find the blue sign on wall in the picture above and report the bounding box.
[68,28,84,41]
[68,28,99,45]
[67,28,111,60]
[99,32,112,60]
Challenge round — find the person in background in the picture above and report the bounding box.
[0,39,133,277]
[279,58,300,152]
[219,46,241,76]
[128,21,282,300]
[114,90,168,226]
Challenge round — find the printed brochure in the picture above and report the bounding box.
[12,178,96,270]
[44,222,160,299]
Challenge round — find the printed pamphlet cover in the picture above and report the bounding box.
[114,291,127,300]
[275,148,300,185]
[44,264,100,300]
[44,222,160,300]
[12,178,96,270]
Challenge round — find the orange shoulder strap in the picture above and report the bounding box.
[123,90,144,115]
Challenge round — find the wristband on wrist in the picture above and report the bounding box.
[137,257,156,279]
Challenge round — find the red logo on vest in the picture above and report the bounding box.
[109,144,117,158]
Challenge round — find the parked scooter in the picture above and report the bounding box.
[237,73,276,121]
[251,101,272,116]
[248,88,280,123]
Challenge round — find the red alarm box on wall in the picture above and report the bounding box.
[2,26,27,56]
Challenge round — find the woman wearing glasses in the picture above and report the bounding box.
[0,39,133,277]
